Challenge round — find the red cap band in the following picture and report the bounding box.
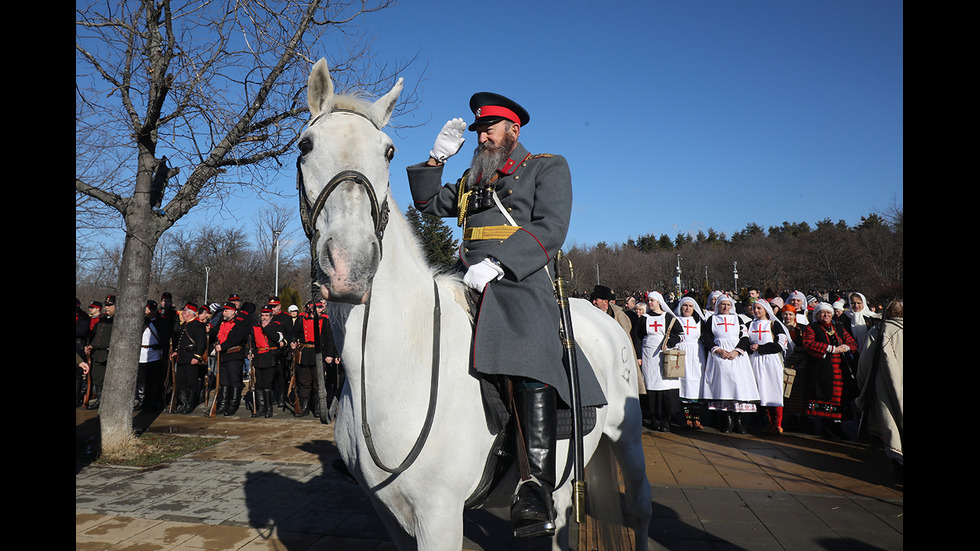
[476,105,520,125]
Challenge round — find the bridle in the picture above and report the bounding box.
[296,109,391,275]
[296,108,440,478]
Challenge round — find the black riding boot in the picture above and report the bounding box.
[225,386,243,416]
[176,390,194,414]
[251,390,265,418]
[294,398,310,417]
[215,386,232,416]
[732,413,747,434]
[721,412,734,433]
[264,390,274,418]
[511,386,558,539]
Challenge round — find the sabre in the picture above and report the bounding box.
[553,250,586,523]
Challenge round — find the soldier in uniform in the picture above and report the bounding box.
[267,296,291,407]
[406,93,604,538]
[290,300,338,417]
[172,302,208,413]
[250,305,286,417]
[84,295,116,409]
[210,302,250,416]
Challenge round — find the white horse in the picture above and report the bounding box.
[296,58,651,551]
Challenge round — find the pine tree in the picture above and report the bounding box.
[405,206,459,271]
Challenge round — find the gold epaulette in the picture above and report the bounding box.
[463,225,521,241]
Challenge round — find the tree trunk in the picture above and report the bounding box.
[99,172,163,453]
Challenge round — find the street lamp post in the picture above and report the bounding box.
[273,230,282,296]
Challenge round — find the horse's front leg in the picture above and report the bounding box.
[412,501,465,551]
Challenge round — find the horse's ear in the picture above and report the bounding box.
[371,77,403,128]
[308,58,334,118]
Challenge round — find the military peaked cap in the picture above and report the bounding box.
[468,92,529,131]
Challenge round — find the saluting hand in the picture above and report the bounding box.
[429,118,467,164]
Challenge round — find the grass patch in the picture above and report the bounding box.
[90,433,224,468]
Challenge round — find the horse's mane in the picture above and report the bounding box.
[330,91,386,128]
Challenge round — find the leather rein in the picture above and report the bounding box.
[297,108,442,476]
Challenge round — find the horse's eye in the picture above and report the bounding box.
[299,137,313,155]
[385,146,395,162]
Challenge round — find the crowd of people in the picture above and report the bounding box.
[74,284,903,473]
[588,285,903,475]
[74,292,343,420]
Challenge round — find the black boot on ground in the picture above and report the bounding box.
[251,389,265,418]
[225,386,243,416]
[176,390,195,414]
[732,413,748,434]
[721,412,734,433]
[511,386,557,539]
[215,386,232,416]
[264,390,274,418]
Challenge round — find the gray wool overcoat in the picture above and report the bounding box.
[407,142,606,409]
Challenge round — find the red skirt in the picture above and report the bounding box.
[806,354,844,420]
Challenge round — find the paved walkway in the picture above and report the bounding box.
[76,406,902,550]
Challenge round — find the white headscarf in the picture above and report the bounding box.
[714,294,737,315]
[749,298,775,320]
[845,292,879,352]
[674,296,705,321]
[706,290,723,312]
[645,291,669,315]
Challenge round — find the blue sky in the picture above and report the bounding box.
[190,0,904,249]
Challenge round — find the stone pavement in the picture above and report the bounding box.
[76,406,902,550]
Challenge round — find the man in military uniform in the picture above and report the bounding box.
[406,93,604,538]
[289,300,338,417]
[266,296,291,407]
[250,305,286,417]
[210,302,250,416]
[172,303,208,413]
[84,295,116,409]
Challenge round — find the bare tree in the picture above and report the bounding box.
[75,0,416,452]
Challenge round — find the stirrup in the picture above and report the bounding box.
[511,477,556,538]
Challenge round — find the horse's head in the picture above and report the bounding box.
[297,58,403,304]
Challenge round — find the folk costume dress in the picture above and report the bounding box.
[700,297,759,413]
[801,303,858,422]
[639,292,683,428]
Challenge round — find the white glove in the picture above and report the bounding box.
[463,258,505,293]
[429,118,467,162]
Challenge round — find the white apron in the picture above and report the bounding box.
[747,319,786,407]
[640,313,680,392]
[676,315,705,400]
[701,314,759,402]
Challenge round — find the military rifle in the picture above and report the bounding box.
[164,342,178,413]
[286,345,302,415]
[207,350,221,418]
[82,351,93,409]
[247,332,258,417]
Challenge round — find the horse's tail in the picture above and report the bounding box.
[580,436,636,551]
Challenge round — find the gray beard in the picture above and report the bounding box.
[468,136,515,189]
